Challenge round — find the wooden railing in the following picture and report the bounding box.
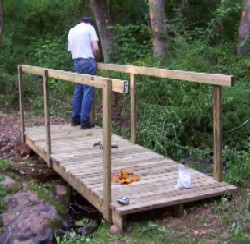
[18,65,128,221]
[97,63,234,182]
[18,63,234,221]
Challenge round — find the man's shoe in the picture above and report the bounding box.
[80,122,95,129]
[71,120,80,126]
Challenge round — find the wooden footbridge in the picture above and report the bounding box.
[18,64,236,229]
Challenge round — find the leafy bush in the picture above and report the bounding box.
[224,142,250,187]
[33,35,72,70]
[111,24,152,63]
[0,72,19,111]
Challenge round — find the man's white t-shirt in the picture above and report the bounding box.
[68,23,99,59]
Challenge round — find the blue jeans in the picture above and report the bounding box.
[72,58,97,124]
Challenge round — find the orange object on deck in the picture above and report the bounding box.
[111,169,140,185]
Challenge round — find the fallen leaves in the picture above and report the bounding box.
[111,169,140,185]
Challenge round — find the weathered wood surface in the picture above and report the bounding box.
[18,65,25,142]
[97,63,234,87]
[213,85,222,182]
[25,124,236,229]
[21,65,128,94]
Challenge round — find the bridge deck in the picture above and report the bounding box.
[24,124,236,229]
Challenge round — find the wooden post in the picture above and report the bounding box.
[130,73,137,144]
[43,70,52,168]
[171,204,184,217]
[18,65,25,142]
[90,90,95,125]
[103,79,112,221]
[213,85,222,182]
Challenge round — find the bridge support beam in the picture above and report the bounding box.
[213,85,222,182]
[103,79,112,221]
[18,65,25,143]
[43,70,51,168]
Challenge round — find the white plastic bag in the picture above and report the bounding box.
[176,165,192,189]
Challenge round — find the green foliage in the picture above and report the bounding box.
[0,184,7,215]
[33,35,72,70]
[0,72,19,111]
[205,0,242,43]
[224,143,250,187]
[0,159,11,171]
[56,220,179,243]
[1,0,83,73]
[111,24,152,63]
[214,192,250,242]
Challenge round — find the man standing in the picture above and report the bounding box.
[68,17,99,129]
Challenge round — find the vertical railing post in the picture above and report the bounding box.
[90,90,96,125]
[43,70,52,168]
[130,73,137,144]
[213,85,222,182]
[18,65,25,142]
[103,79,112,221]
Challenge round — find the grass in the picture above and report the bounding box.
[55,189,250,243]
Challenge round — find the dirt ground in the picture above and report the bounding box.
[0,110,246,242]
[0,110,69,177]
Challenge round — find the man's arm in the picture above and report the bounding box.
[92,41,99,61]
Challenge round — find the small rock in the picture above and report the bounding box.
[110,225,122,235]
[23,183,28,190]
[77,219,99,235]
[0,176,16,187]
[11,240,34,244]
[54,185,68,196]
[125,240,132,244]
[0,190,60,243]
[19,143,32,157]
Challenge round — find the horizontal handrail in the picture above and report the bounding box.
[97,62,235,182]
[97,63,234,87]
[21,65,128,94]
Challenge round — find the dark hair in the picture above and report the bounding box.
[81,17,94,26]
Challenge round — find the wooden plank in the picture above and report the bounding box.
[51,159,104,214]
[171,204,184,217]
[213,85,222,181]
[21,65,128,94]
[25,129,102,141]
[84,174,211,197]
[130,73,137,143]
[63,159,176,174]
[108,179,228,202]
[43,70,51,167]
[18,65,25,142]
[112,210,126,231]
[91,173,220,196]
[97,63,234,87]
[102,79,112,221]
[25,137,47,161]
[53,147,156,162]
[68,161,179,181]
[59,154,171,166]
[112,184,236,216]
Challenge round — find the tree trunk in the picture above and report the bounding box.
[149,0,169,57]
[180,0,189,10]
[90,0,119,63]
[0,0,3,42]
[237,0,250,56]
